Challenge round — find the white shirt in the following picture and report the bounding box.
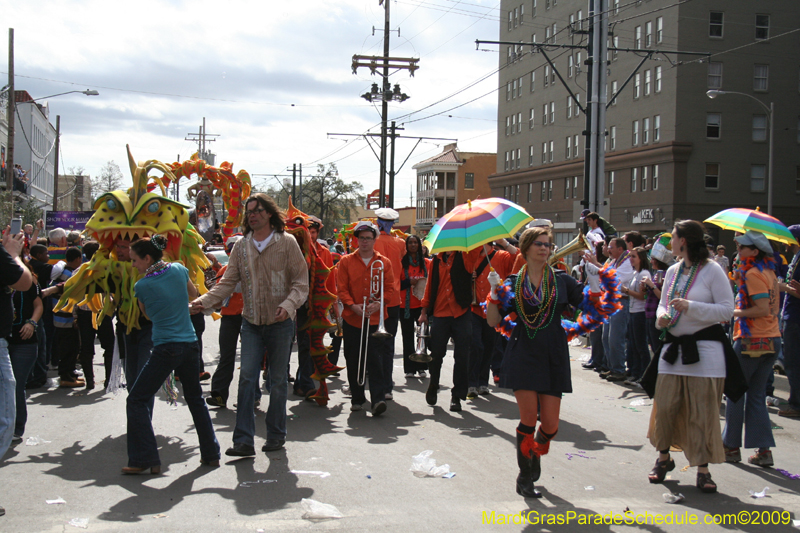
[629,269,648,313]
[252,233,273,253]
[656,260,734,378]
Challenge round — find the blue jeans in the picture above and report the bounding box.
[784,321,800,411]
[0,339,15,459]
[722,338,780,450]
[628,312,650,380]
[27,321,48,386]
[469,313,495,388]
[9,343,38,436]
[602,304,629,374]
[294,306,316,394]
[126,341,219,468]
[237,318,294,445]
[125,323,154,385]
[588,327,605,369]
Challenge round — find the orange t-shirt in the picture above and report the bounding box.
[216,265,243,316]
[733,267,780,339]
[421,252,468,319]
[337,250,395,328]
[373,232,406,308]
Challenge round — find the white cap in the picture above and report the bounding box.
[528,218,553,229]
[374,208,400,221]
[353,220,379,237]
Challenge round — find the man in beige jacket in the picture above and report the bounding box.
[191,193,308,456]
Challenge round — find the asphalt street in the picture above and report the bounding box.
[2,317,799,532]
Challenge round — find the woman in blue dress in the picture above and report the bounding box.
[123,235,220,474]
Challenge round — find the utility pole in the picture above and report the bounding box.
[298,163,303,209]
[52,115,60,210]
[185,117,219,164]
[352,1,418,208]
[388,121,399,207]
[6,28,14,192]
[292,164,297,204]
[174,154,180,201]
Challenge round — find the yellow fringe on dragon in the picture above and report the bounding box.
[54,145,211,333]
[285,198,343,406]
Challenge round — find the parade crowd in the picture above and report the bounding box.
[1,195,799,516]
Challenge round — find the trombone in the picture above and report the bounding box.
[357,259,391,385]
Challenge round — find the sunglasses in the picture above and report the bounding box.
[530,241,554,249]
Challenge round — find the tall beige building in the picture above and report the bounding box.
[491,0,800,248]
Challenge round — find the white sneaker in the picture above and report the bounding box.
[478,386,491,395]
[467,387,479,399]
[350,402,363,412]
[385,392,393,401]
[405,372,415,378]
[342,384,351,396]
[418,370,427,378]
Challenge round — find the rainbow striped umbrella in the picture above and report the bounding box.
[423,198,533,254]
[705,208,798,245]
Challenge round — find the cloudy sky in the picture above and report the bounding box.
[4,0,502,208]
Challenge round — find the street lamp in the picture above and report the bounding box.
[21,89,99,103]
[706,89,774,215]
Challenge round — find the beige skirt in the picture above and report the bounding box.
[647,374,725,466]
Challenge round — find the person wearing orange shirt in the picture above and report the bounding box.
[419,250,473,412]
[373,208,406,400]
[337,221,395,416]
[464,239,518,399]
[399,235,431,378]
[206,236,244,409]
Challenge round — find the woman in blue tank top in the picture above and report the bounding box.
[122,235,219,474]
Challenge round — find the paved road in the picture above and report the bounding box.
[2,318,799,532]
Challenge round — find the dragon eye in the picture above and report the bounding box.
[106,198,119,211]
[146,200,160,213]
[294,217,304,225]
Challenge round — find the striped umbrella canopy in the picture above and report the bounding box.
[705,208,798,245]
[423,198,533,254]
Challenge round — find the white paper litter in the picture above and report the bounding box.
[630,399,651,407]
[290,470,331,478]
[239,479,278,487]
[584,486,595,491]
[663,492,685,504]
[26,436,51,446]
[46,497,66,505]
[68,518,89,529]
[300,498,343,520]
[749,487,769,498]
[410,450,451,478]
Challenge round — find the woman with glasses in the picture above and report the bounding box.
[487,227,617,498]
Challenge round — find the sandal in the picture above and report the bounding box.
[696,471,717,493]
[648,457,675,484]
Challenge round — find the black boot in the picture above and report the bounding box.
[515,431,542,498]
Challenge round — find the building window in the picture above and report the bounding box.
[510,150,515,169]
[613,0,619,15]
[541,181,547,201]
[654,115,661,142]
[464,173,474,189]
[516,183,521,199]
[518,112,523,133]
[652,164,659,190]
[542,143,548,164]
[634,73,641,99]
[511,114,516,135]
[573,134,579,156]
[567,96,572,118]
[520,4,524,24]
[644,70,651,96]
[633,120,639,146]
[506,116,511,136]
[643,117,650,144]
[548,180,553,200]
[516,148,521,169]
[512,78,518,99]
[549,101,555,124]
[610,126,617,150]
[751,165,766,191]
[608,171,615,194]
[754,64,769,91]
[565,177,571,199]
[530,70,536,92]
[549,140,554,162]
[707,62,722,89]
[645,21,653,47]
[529,108,535,129]
[551,23,557,44]
[755,14,769,40]
[575,94,581,116]
[642,166,648,191]
[532,0,536,17]
[508,10,513,31]
[635,25,642,48]
[528,182,533,202]
[542,104,548,125]
[752,115,767,142]
[529,145,534,166]
[631,167,638,192]
[613,36,619,61]
[707,113,721,139]
[709,11,723,38]
[705,163,720,189]
[545,27,551,44]
[566,136,572,159]
[544,65,550,87]
[568,55,574,78]
[573,176,579,198]
[506,82,511,101]
[611,80,618,105]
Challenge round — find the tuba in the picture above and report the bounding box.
[549,230,593,266]
[409,322,432,363]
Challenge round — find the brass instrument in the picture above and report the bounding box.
[549,230,593,265]
[409,322,432,363]
[357,259,391,385]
